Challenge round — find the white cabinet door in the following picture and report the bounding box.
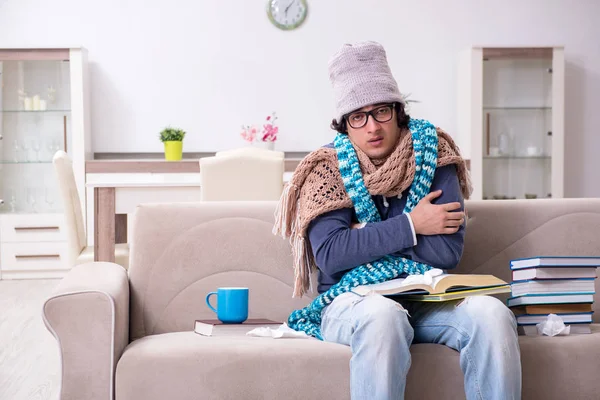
[457,47,565,201]
[0,47,89,279]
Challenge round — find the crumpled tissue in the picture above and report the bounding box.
[246,323,312,339]
[536,313,571,336]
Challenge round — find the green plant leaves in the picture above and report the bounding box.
[159,127,186,142]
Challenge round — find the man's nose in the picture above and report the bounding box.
[365,114,382,133]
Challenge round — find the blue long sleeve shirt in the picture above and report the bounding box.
[307,162,466,293]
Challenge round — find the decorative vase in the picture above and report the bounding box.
[164,141,183,161]
[254,141,275,151]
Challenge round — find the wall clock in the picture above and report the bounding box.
[267,0,308,31]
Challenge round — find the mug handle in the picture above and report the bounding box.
[206,292,218,314]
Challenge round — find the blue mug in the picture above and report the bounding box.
[205,287,249,324]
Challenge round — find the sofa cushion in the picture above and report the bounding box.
[517,324,600,399]
[405,325,600,400]
[115,331,351,400]
[128,200,600,342]
[457,199,600,322]
[127,202,316,341]
[116,326,600,400]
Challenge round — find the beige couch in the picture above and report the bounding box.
[43,199,600,400]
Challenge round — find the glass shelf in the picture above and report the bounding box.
[1,110,71,113]
[0,210,62,215]
[483,156,550,160]
[0,161,52,164]
[482,106,551,110]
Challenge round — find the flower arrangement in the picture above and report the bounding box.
[240,112,279,144]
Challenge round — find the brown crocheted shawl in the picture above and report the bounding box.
[273,127,472,297]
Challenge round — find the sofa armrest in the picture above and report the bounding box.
[42,262,129,400]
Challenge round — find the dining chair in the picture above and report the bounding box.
[53,151,129,269]
[199,152,284,201]
[215,146,284,159]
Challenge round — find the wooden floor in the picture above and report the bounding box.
[0,279,61,400]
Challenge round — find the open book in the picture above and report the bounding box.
[352,273,509,297]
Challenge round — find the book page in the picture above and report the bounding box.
[433,274,508,293]
[431,274,450,290]
[352,274,508,296]
[351,276,432,295]
[359,277,409,291]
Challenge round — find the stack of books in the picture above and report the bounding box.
[508,256,600,335]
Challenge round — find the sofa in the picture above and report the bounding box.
[42,198,600,400]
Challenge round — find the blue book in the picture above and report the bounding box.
[507,292,595,307]
[516,311,593,325]
[512,267,597,281]
[510,278,596,297]
[510,256,600,270]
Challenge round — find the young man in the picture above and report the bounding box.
[275,41,521,400]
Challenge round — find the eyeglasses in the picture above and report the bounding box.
[345,104,395,129]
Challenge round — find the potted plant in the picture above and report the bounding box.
[159,127,186,161]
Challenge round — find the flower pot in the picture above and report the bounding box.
[164,141,183,161]
[254,141,275,151]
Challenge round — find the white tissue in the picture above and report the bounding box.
[246,323,311,339]
[536,313,571,336]
[401,268,444,286]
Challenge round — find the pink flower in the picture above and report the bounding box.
[261,124,278,142]
[241,113,279,144]
[240,125,258,143]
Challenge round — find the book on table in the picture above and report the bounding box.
[194,318,282,337]
[351,273,510,301]
[510,256,600,270]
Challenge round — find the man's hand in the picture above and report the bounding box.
[409,190,464,235]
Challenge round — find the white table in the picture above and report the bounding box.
[85,160,294,262]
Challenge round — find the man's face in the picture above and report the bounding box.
[345,103,401,160]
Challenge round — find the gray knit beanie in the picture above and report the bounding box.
[328,41,404,123]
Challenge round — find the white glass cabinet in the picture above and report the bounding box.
[457,47,565,200]
[0,47,90,279]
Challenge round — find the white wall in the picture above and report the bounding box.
[0,0,598,197]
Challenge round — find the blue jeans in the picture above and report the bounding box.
[321,292,521,400]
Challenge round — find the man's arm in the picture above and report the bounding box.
[307,209,416,277]
[307,164,466,276]
[403,165,465,269]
